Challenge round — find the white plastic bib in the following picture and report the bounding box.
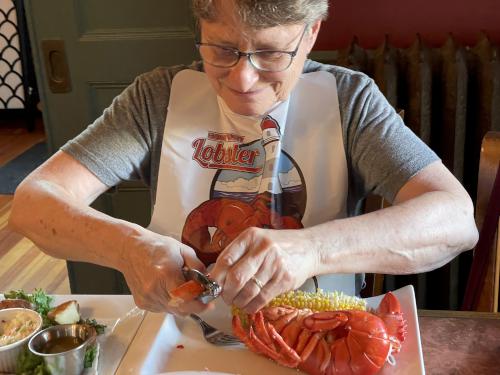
[149,70,353,294]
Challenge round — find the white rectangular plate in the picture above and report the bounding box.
[118,285,424,375]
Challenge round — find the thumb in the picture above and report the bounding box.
[180,246,207,274]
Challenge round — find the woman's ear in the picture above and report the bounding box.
[305,20,322,54]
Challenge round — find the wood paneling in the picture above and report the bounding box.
[0,120,70,294]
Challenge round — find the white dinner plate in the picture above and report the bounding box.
[117,285,424,375]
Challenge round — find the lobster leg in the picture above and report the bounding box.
[233,315,300,368]
[295,329,313,354]
[233,315,265,355]
[264,308,299,332]
[267,322,301,367]
[253,312,274,347]
[300,332,323,362]
[319,338,331,374]
[279,314,306,348]
[303,311,348,332]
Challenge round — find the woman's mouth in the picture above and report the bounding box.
[226,86,265,98]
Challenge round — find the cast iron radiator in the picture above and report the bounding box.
[317,33,500,309]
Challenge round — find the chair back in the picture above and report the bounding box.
[462,131,500,312]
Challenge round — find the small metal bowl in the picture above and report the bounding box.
[29,324,96,375]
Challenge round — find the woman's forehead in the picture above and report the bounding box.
[200,20,303,49]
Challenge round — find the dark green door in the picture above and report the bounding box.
[25,0,198,293]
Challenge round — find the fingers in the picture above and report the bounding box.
[232,261,272,308]
[210,231,253,286]
[130,284,171,313]
[244,277,280,313]
[181,245,207,273]
[220,251,270,305]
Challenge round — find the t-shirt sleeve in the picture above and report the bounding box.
[60,70,166,187]
[339,73,440,204]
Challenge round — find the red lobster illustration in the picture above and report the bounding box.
[182,193,303,265]
[232,292,406,375]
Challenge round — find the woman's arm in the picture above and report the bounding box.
[211,161,479,312]
[313,160,479,275]
[9,150,207,314]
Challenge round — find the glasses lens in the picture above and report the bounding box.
[250,51,293,72]
[198,45,238,68]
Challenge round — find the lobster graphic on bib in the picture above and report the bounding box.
[182,116,306,265]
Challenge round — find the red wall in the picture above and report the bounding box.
[314,0,500,50]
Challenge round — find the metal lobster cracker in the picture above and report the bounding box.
[169,266,222,305]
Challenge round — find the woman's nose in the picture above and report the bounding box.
[226,57,260,92]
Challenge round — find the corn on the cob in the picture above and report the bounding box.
[232,289,366,317]
[269,289,366,312]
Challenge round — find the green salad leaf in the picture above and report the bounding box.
[80,318,107,335]
[84,345,97,368]
[15,347,50,375]
[29,289,54,317]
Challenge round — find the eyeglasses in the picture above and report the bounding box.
[196,26,308,72]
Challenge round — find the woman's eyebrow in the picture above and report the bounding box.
[204,36,235,46]
[203,36,290,51]
[254,36,298,51]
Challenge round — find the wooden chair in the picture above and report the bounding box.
[462,131,500,312]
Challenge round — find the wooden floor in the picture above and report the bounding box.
[0,119,70,295]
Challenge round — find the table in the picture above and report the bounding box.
[418,310,500,374]
[3,293,499,374]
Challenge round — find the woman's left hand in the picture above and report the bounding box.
[210,227,318,313]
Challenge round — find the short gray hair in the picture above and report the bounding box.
[192,0,329,28]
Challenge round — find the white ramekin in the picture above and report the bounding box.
[0,308,43,373]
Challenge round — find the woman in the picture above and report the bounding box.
[9,0,478,314]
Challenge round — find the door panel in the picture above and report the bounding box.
[26,0,196,150]
[88,82,128,119]
[77,0,192,32]
[25,0,195,293]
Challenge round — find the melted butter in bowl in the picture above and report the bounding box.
[29,324,96,375]
[40,335,85,354]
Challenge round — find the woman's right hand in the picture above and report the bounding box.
[119,230,209,315]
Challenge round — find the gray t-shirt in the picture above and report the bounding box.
[62,59,438,216]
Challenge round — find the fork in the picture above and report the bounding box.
[189,313,242,346]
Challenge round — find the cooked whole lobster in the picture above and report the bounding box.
[168,275,407,375]
[232,292,407,375]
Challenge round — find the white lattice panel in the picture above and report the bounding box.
[0,0,24,109]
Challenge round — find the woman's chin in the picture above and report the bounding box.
[224,100,275,117]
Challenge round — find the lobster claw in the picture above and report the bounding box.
[181,266,222,304]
